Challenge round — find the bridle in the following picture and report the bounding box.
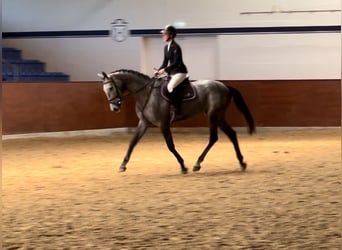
[103,77,123,105]
[102,73,163,120]
[103,75,155,105]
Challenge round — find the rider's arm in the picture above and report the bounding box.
[158,45,169,70]
[164,44,182,74]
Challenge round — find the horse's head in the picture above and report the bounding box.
[97,72,123,112]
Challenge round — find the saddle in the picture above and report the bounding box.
[160,77,197,103]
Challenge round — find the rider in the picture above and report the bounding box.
[154,25,188,114]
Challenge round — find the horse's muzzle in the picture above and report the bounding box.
[109,99,122,112]
[110,104,120,112]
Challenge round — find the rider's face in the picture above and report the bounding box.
[162,33,171,42]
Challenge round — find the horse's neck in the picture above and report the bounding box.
[126,79,150,95]
[116,74,152,98]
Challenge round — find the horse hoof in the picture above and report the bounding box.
[240,162,247,171]
[193,165,201,172]
[181,168,188,174]
[119,166,127,172]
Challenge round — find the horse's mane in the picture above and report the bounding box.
[111,69,151,82]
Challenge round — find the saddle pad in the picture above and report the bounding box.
[160,79,197,102]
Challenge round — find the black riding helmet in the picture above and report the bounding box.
[160,25,177,38]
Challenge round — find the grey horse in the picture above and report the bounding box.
[98,69,255,174]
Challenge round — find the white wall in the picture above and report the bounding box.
[3,0,340,30]
[142,36,218,79]
[2,0,341,80]
[4,37,142,80]
[218,33,341,80]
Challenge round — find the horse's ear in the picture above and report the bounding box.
[97,72,109,80]
[97,73,104,79]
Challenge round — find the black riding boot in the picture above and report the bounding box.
[170,91,182,115]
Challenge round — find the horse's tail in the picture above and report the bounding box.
[227,86,255,134]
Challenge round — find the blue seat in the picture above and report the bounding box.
[2,72,14,81]
[49,72,70,81]
[38,72,70,82]
[7,60,45,74]
[2,47,69,82]
[2,48,21,60]
[2,62,12,74]
[2,62,17,81]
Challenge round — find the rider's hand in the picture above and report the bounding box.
[158,68,166,75]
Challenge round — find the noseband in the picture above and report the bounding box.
[104,78,123,105]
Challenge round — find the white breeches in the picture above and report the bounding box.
[167,73,187,93]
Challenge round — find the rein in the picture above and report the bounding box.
[106,76,153,104]
[119,77,159,118]
[106,74,160,117]
[139,78,158,115]
[121,80,153,98]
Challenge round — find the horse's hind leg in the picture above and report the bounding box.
[218,119,247,171]
[119,120,148,172]
[193,116,219,172]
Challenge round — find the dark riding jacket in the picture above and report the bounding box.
[158,40,188,75]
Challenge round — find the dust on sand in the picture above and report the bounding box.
[3,128,341,249]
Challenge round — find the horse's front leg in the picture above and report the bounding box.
[119,120,148,172]
[161,125,188,174]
